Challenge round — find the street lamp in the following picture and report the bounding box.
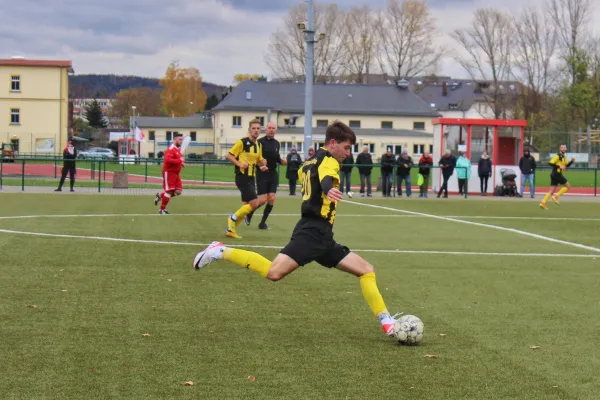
[300,0,315,156]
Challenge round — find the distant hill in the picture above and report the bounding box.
[69,74,227,99]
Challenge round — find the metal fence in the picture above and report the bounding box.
[527,131,600,166]
[1,156,597,196]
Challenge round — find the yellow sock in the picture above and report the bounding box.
[557,187,568,197]
[359,272,389,317]
[234,204,254,220]
[542,192,552,203]
[222,248,271,278]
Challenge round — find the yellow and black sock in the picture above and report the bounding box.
[222,248,271,277]
[359,272,389,317]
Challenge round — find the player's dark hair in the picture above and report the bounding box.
[325,121,356,144]
[173,132,183,138]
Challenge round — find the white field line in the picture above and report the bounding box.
[346,200,600,254]
[0,213,599,222]
[0,227,596,259]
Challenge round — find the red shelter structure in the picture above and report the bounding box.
[431,118,527,194]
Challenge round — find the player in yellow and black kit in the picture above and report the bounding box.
[224,119,268,238]
[193,121,405,340]
[540,144,575,209]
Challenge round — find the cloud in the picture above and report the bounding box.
[0,0,598,86]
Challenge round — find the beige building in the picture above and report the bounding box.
[0,57,73,154]
[133,115,213,157]
[212,80,440,159]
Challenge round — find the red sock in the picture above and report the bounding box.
[160,193,171,210]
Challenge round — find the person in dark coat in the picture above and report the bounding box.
[418,152,433,198]
[356,146,373,197]
[55,141,77,192]
[380,148,395,197]
[519,149,537,198]
[339,153,354,198]
[286,147,303,195]
[478,151,492,196]
[437,150,456,198]
[395,150,413,197]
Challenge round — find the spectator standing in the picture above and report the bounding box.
[286,146,303,195]
[418,152,433,198]
[55,141,77,192]
[339,153,354,198]
[356,146,373,197]
[437,150,456,198]
[455,151,471,197]
[380,148,395,197]
[395,150,413,197]
[478,151,492,196]
[519,149,537,198]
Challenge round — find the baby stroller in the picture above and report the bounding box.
[494,168,519,197]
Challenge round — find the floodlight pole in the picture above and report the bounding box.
[303,0,315,157]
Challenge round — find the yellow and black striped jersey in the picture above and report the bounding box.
[299,147,340,225]
[549,153,572,175]
[229,138,263,177]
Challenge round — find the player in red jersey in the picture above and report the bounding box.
[154,133,185,214]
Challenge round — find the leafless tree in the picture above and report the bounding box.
[451,8,514,119]
[375,0,443,79]
[547,0,593,85]
[265,3,346,82]
[339,6,379,83]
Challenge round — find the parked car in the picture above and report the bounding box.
[78,148,116,159]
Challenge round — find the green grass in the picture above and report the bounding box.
[1,194,600,399]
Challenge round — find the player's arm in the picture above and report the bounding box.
[548,154,559,167]
[318,156,342,202]
[226,141,247,168]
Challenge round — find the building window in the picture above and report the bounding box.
[166,131,172,141]
[232,116,242,127]
[190,131,197,141]
[296,142,303,152]
[255,116,265,127]
[381,121,393,129]
[448,103,458,109]
[429,145,433,154]
[349,120,361,128]
[10,108,20,124]
[353,143,375,153]
[413,144,425,155]
[316,119,328,128]
[11,76,20,92]
[413,121,425,130]
[148,130,155,140]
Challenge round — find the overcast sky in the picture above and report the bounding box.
[1,0,598,86]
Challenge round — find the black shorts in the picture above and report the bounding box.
[280,218,351,268]
[550,173,567,186]
[257,170,278,195]
[235,174,257,202]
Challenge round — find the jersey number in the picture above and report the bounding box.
[301,171,312,200]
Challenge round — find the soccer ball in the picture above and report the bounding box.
[394,314,424,345]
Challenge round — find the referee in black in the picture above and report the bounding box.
[245,121,287,229]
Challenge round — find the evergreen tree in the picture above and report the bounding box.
[85,99,108,128]
[205,94,220,110]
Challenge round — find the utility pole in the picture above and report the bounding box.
[303,0,315,157]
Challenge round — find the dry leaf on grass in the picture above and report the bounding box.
[142,333,152,337]
[26,305,39,309]
[424,354,437,359]
[439,333,447,336]
[552,385,559,388]
[61,290,68,292]
[248,376,256,382]
[530,346,541,350]
[208,330,215,333]
[89,368,95,372]
[167,279,172,282]
[184,381,194,386]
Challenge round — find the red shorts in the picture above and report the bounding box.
[163,171,182,192]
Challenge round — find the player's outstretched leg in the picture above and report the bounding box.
[337,253,400,337]
[227,204,254,238]
[553,183,569,204]
[540,187,555,209]
[193,242,271,277]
